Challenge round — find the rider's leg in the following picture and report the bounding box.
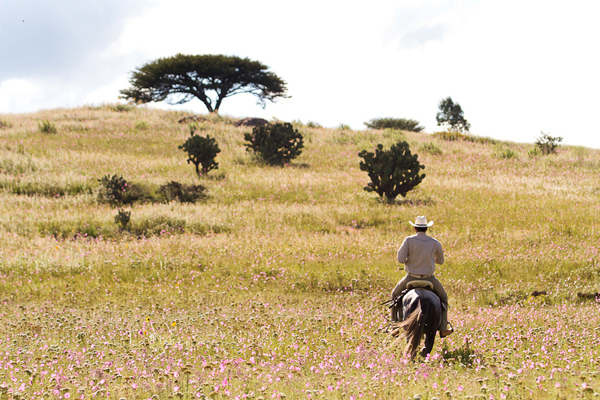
[427,276,450,333]
[391,274,411,322]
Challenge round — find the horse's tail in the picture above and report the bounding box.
[397,299,429,358]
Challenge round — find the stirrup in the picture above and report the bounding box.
[440,321,454,338]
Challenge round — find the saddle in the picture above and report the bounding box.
[389,280,447,312]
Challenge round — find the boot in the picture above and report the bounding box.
[440,328,454,338]
[439,309,453,338]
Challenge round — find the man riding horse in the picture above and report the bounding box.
[391,216,453,338]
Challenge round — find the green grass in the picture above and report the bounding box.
[0,105,599,398]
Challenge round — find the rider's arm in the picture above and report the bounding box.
[434,242,444,265]
[397,238,409,263]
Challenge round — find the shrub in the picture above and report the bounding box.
[433,131,496,145]
[442,339,477,366]
[494,144,517,159]
[7,182,92,197]
[419,142,443,155]
[306,121,322,128]
[98,176,206,205]
[436,97,470,133]
[129,215,186,237]
[527,147,542,157]
[114,209,131,230]
[432,131,466,141]
[358,141,425,201]
[364,118,424,132]
[534,131,563,155]
[179,128,221,175]
[338,123,351,130]
[38,120,57,134]
[97,175,144,205]
[244,122,304,165]
[158,181,206,203]
[38,220,102,239]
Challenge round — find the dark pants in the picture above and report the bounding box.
[391,274,449,331]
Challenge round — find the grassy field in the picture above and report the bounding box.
[0,105,599,399]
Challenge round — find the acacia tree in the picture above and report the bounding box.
[436,97,470,132]
[120,54,288,113]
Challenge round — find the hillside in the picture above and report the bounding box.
[1,105,599,398]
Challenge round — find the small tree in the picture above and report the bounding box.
[120,54,288,114]
[358,141,425,201]
[179,129,221,175]
[436,97,470,132]
[534,131,563,155]
[244,122,304,165]
[364,117,424,132]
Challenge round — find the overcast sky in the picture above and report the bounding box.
[1,0,599,148]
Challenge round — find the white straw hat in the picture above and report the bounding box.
[409,216,434,228]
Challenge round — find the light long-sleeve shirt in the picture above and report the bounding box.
[397,232,444,276]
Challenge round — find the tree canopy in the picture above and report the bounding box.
[436,97,470,133]
[120,54,288,113]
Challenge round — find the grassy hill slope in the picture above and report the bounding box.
[1,105,599,398]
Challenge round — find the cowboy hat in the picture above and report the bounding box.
[409,216,433,227]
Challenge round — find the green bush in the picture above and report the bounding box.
[179,128,221,175]
[129,215,186,237]
[442,339,478,366]
[418,142,443,155]
[433,131,496,145]
[244,122,304,165]
[306,121,322,128]
[98,176,206,205]
[38,220,102,239]
[158,181,206,203]
[5,181,93,197]
[38,120,57,134]
[338,123,351,130]
[527,147,542,157]
[114,209,131,230]
[494,144,518,159]
[433,131,466,141]
[364,118,424,132]
[535,131,563,155]
[97,175,146,205]
[358,141,425,201]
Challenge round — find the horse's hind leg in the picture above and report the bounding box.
[420,333,436,358]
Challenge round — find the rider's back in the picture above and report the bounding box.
[397,233,444,276]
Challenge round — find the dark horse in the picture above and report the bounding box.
[392,286,442,359]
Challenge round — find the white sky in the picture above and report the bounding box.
[1,0,599,148]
